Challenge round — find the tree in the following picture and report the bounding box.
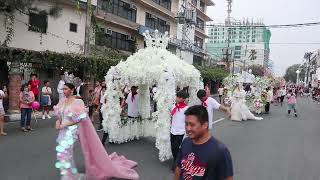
[283,64,306,83]
[248,64,265,77]
[0,0,62,46]
[195,66,229,81]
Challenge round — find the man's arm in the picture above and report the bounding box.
[219,105,231,118]
[225,176,233,180]
[173,167,181,180]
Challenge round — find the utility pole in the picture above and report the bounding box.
[84,0,92,57]
[176,0,195,63]
[226,0,233,75]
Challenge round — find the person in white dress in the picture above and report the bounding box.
[57,73,65,102]
[124,86,139,118]
[41,80,52,119]
[0,86,7,136]
[230,84,263,121]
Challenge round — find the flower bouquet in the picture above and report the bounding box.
[253,98,263,114]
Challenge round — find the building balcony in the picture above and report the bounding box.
[136,0,176,20]
[195,26,208,38]
[202,0,214,6]
[95,10,140,31]
[190,3,213,22]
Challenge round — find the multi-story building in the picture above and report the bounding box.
[0,1,96,54]
[95,0,179,55]
[206,20,271,72]
[175,0,214,65]
[95,0,213,64]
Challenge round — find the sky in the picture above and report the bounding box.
[207,0,320,76]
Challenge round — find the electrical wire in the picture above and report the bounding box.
[205,21,320,29]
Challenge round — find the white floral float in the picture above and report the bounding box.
[101,30,202,162]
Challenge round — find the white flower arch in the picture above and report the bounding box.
[101,30,202,161]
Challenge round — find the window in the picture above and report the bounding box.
[235,46,241,50]
[192,0,197,6]
[214,40,216,43]
[145,13,170,34]
[152,0,171,10]
[196,18,204,30]
[200,1,205,11]
[194,36,203,48]
[234,51,241,55]
[28,12,48,33]
[95,28,135,52]
[252,39,255,42]
[105,0,137,22]
[69,23,77,33]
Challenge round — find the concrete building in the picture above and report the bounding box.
[174,0,214,65]
[0,1,95,54]
[95,0,179,55]
[206,19,271,72]
[95,0,213,64]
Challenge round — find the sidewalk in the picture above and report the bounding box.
[5,111,56,122]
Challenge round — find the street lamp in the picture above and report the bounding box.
[296,69,301,84]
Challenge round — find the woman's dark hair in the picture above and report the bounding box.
[176,90,189,99]
[43,80,49,85]
[197,89,207,99]
[21,83,29,92]
[288,89,292,93]
[64,83,77,95]
[184,105,209,124]
[64,83,75,90]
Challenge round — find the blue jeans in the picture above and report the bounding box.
[21,108,32,128]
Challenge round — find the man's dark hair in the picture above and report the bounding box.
[184,105,208,124]
[30,73,37,78]
[197,89,207,99]
[176,90,189,99]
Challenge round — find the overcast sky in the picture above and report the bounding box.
[207,0,320,76]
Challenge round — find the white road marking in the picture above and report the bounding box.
[213,118,225,125]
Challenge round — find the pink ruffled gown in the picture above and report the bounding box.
[54,99,139,180]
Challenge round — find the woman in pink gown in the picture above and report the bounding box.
[54,83,139,180]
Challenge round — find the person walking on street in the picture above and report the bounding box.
[174,105,233,180]
[197,89,231,130]
[0,84,7,136]
[218,85,224,103]
[57,73,65,102]
[41,80,52,119]
[170,90,189,171]
[20,84,35,132]
[265,87,273,114]
[287,89,298,117]
[279,86,286,107]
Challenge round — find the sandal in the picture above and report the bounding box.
[21,128,28,132]
[0,132,7,136]
[26,127,34,131]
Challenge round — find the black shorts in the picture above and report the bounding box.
[280,96,285,102]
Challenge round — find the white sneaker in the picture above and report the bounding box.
[47,115,52,119]
[42,115,46,120]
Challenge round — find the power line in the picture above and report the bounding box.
[205,21,320,29]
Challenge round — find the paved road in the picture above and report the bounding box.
[0,97,320,180]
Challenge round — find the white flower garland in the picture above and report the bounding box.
[102,44,202,161]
